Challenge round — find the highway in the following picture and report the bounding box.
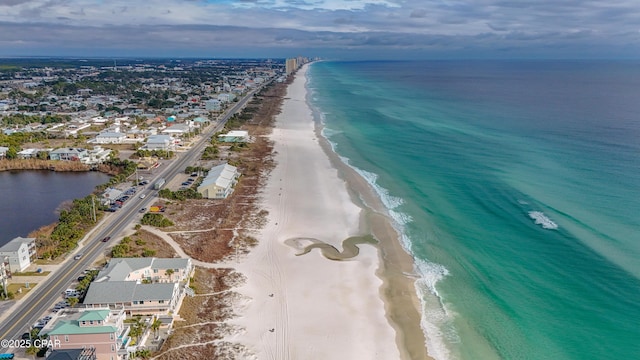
[0,83,266,351]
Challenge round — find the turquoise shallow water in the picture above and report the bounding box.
[307,60,640,360]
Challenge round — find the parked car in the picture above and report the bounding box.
[181,181,190,186]
[21,332,30,340]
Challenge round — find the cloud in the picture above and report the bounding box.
[0,0,639,59]
[409,9,427,18]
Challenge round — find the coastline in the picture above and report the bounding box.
[309,74,433,359]
[231,63,431,359]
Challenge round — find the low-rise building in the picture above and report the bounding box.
[197,163,240,199]
[50,148,89,161]
[143,135,175,151]
[0,236,36,272]
[218,130,249,143]
[94,257,192,284]
[42,308,130,360]
[83,282,180,316]
[94,132,126,144]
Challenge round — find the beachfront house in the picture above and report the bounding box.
[82,282,180,316]
[82,257,192,316]
[93,257,193,284]
[0,236,36,272]
[46,348,98,360]
[197,163,240,199]
[41,308,130,360]
[217,130,249,143]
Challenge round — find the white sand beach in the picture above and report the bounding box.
[231,64,402,359]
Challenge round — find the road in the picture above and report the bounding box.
[0,83,267,351]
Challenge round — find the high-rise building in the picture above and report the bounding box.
[285,58,298,75]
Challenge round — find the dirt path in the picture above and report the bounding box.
[141,226,234,269]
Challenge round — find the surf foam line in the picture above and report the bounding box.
[320,130,457,360]
[308,75,457,360]
[528,211,559,229]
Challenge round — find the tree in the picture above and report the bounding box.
[25,344,38,359]
[67,296,79,307]
[134,349,152,359]
[165,269,174,282]
[151,317,162,339]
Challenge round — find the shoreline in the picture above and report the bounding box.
[309,76,433,359]
[231,63,431,359]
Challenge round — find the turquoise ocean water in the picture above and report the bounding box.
[306,61,640,360]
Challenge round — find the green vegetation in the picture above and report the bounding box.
[201,144,219,160]
[40,195,102,259]
[184,166,206,174]
[0,113,70,126]
[134,149,174,159]
[140,213,174,227]
[158,188,202,201]
[75,269,99,293]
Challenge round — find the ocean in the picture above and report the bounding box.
[306,60,640,360]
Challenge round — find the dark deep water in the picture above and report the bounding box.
[0,170,109,246]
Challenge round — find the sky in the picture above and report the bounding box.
[0,0,639,59]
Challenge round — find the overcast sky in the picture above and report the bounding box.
[1,0,639,59]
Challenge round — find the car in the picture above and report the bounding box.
[42,316,52,321]
[77,275,86,281]
[21,332,30,340]
[139,194,146,199]
[190,173,198,177]
[139,208,146,213]
[181,181,190,186]
[73,253,83,260]
[101,236,111,242]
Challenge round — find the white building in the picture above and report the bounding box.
[205,99,221,111]
[0,237,36,272]
[217,93,236,103]
[94,132,126,144]
[197,163,240,199]
[161,123,190,136]
[218,130,249,143]
[144,135,175,151]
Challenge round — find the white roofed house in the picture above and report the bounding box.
[0,236,37,272]
[218,130,249,143]
[94,132,126,144]
[161,123,190,137]
[143,134,175,151]
[197,163,240,199]
[50,147,89,161]
[82,257,193,316]
[0,146,8,158]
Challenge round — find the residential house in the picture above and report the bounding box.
[50,148,89,161]
[197,163,240,199]
[42,308,130,360]
[143,135,175,151]
[82,282,180,316]
[218,130,249,143]
[161,123,190,137]
[83,257,192,316]
[0,146,8,158]
[94,257,193,284]
[46,348,97,360]
[217,93,236,103]
[0,236,36,272]
[204,99,221,111]
[94,132,126,144]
